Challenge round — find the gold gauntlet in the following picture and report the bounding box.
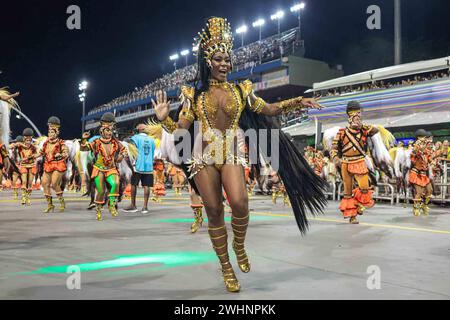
[249,97,266,114]
[161,116,178,133]
[278,96,305,114]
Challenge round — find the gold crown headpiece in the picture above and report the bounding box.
[193,17,233,61]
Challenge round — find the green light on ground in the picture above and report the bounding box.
[22,251,217,275]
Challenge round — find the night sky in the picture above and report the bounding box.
[1,0,449,138]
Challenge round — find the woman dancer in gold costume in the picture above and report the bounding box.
[154,17,326,293]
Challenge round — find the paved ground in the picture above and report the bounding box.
[0,189,449,300]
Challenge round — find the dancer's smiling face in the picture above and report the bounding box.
[209,52,231,82]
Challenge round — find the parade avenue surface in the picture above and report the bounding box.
[0,189,449,300]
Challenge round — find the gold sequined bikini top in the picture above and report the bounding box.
[178,80,254,136]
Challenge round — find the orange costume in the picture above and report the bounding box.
[15,128,38,205]
[408,129,433,216]
[40,117,69,213]
[168,163,185,196]
[330,101,378,224]
[152,159,166,199]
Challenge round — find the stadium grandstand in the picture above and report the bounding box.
[282,56,450,149]
[82,27,343,137]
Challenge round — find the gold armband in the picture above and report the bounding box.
[179,107,195,123]
[249,97,266,114]
[161,116,178,133]
[278,96,304,114]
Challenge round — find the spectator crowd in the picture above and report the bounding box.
[88,28,301,116]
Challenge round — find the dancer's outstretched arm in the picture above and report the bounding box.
[247,90,322,116]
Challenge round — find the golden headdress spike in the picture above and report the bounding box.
[195,17,233,60]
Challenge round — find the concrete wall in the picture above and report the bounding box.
[287,56,344,88]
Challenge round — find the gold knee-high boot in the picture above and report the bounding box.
[272,190,278,204]
[109,197,118,217]
[43,196,55,213]
[26,190,31,206]
[21,189,27,205]
[190,205,204,233]
[96,204,103,221]
[58,195,65,212]
[413,201,421,216]
[421,197,431,216]
[208,225,240,293]
[231,214,251,273]
[13,188,19,200]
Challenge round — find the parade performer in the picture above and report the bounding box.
[80,113,127,221]
[325,101,393,224]
[14,128,38,205]
[152,159,166,202]
[9,136,23,199]
[168,163,185,196]
[409,129,433,216]
[153,17,326,293]
[40,116,69,213]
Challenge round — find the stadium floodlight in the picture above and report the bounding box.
[236,25,248,47]
[236,25,248,34]
[170,54,179,71]
[78,80,88,91]
[290,2,306,41]
[78,80,88,134]
[180,50,190,67]
[270,10,285,20]
[290,2,305,12]
[252,19,265,28]
[271,10,285,36]
[252,19,265,42]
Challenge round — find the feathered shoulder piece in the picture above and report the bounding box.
[180,86,195,109]
[0,87,19,109]
[144,119,162,148]
[238,80,253,100]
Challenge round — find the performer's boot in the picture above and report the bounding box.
[13,188,18,200]
[96,204,103,221]
[21,189,27,205]
[272,191,278,204]
[43,196,55,213]
[413,201,421,216]
[349,216,359,224]
[357,204,366,215]
[26,190,31,206]
[109,197,118,217]
[232,214,251,273]
[283,193,291,207]
[58,196,65,212]
[421,197,431,216]
[208,225,240,293]
[190,206,204,233]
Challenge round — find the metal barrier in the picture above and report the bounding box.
[373,183,395,205]
[324,182,336,201]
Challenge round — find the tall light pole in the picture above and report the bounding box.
[290,2,305,41]
[252,19,265,64]
[180,50,190,67]
[394,0,402,65]
[78,80,88,134]
[236,25,248,47]
[170,54,179,71]
[270,10,285,36]
[252,18,265,42]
